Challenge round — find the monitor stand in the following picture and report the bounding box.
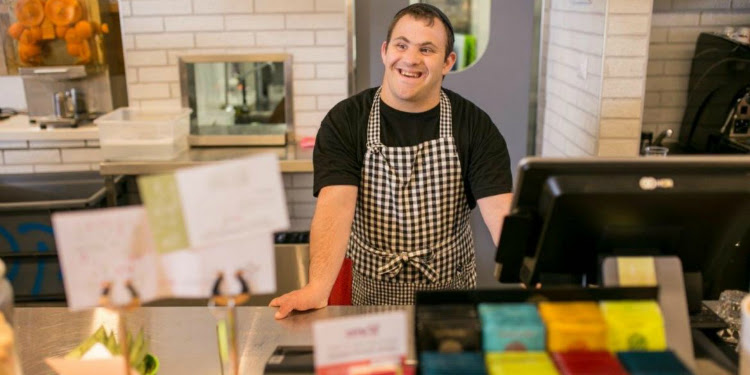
[601,256,696,372]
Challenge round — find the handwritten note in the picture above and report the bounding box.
[175,153,289,247]
[313,311,408,375]
[52,206,161,310]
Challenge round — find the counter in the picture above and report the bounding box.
[0,115,98,141]
[14,305,732,375]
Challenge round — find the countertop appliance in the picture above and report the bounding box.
[679,33,750,154]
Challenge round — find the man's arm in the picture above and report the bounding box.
[476,193,513,247]
[269,185,358,319]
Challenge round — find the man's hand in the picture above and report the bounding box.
[269,283,329,319]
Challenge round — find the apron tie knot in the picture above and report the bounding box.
[376,248,439,283]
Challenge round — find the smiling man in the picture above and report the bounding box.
[270,3,513,318]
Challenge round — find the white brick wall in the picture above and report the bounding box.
[119,0,349,143]
[644,0,750,140]
[539,0,653,157]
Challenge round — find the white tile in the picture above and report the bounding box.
[733,0,750,8]
[647,60,664,76]
[668,27,720,43]
[225,15,285,30]
[602,78,644,98]
[315,63,346,78]
[131,0,192,15]
[256,31,314,46]
[128,83,171,99]
[139,98,183,108]
[282,174,293,188]
[651,13,700,26]
[664,61,692,76]
[604,57,647,77]
[121,35,136,51]
[293,96,317,110]
[0,141,28,149]
[605,36,649,57]
[700,12,750,25]
[34,163,91,173]
[194,0,253,13]
[170,82,181,97]
[125,50,168,66]
[0,165,33,174]
[285,14,345,29]
[672,0,732,9]
[292,173,314,187]
[286,47,346,63]
[122,17,164,33]
[120,1,132,16]
[286,187,312,202]
[650,27,668,42]
[4,149,60,164]
[29,140,86,148]
[293,79,347,95]
[597,139,640,157]
[127,68,138,83]
[293,64,316,79]
[645,92,661,107]
[289,218,312,231]
[645,76,689,91]
[136,33,194,49]
[660,91,687,107]
[653,0,672,11]
[138,66,179,83]
[196,32,255,47]
[599,119,642,138]
[255,0,314,13]
[316,95,345,110]
[643,107,684,123]
[165,16,224,31]
[315,0,344,12]
[647,43,695,59]
[294,111,327,127]
[86,140,100,147]
[90,163,101,171]
[292,203,315,218]
[293,125,319,141]
[608,15,651,35]
[168,49,228,64]
[601,98,644,118]
[608,0,654,14]
[61,148,102,163]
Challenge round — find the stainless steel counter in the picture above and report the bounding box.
[99,144,313,176]
[13,305,730,375]
[15,306,412,375]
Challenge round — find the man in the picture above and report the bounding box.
[270,3,513,318]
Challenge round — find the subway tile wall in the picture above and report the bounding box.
[539,0,653,157]
[645,0,750,140]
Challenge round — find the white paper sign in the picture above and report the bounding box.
[313,311,408,375]
[52,206,162,310]
[176,153,289,247]
[159,231,277,297]
[46,356,139,375]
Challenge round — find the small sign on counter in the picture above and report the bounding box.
[313,311,408,375]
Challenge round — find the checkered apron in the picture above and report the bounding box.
[348,87,476,305]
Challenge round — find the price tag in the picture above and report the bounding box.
[617,257,657,286]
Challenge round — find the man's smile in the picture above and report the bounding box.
[397,68,423,79]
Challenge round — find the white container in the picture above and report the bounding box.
[95,107,192,161]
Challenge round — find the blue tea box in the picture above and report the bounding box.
[478,303,545,351]
[617,351,693,375]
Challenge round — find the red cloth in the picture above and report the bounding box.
[327,258,352,305]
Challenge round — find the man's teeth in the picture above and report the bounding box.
[399,69,421,78]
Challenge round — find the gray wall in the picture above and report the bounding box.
[354,0,536,287]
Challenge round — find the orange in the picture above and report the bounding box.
[14,0,45,27]
[19,28,40,44]
[66,42,81,56]
[55,25,68,38]
[77,40,91,64]
[64,27,81,43]
[74,20,92,39]
[18,42,42,63]
[7,22,25,40]
[44,0,82,26]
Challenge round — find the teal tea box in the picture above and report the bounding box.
[478,303,545,351]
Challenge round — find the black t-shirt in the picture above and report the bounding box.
[313,87,513,209]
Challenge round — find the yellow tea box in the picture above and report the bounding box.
[538,302,607,352]
[486,352,559,375]
[600,300,667,352]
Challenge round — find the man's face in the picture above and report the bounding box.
[381,15,456,111]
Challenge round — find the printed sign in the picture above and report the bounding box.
[313,311,408,375]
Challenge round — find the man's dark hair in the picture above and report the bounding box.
[385,3,455,61]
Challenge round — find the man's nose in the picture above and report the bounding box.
[402,47,421,64]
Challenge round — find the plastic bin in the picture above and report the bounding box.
[95,107,192,161]
[0,172,108,303]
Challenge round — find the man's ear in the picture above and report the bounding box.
[381,40,388,65]
[442,51,457,75]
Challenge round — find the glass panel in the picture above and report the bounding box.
[183,59,288,138]
[414,0,491,72]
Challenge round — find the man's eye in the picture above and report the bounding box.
[397,44,407,49]
[421,48,434,54]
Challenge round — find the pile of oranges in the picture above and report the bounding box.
[6,0,108,65]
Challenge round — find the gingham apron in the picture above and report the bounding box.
[348,87,476,305]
